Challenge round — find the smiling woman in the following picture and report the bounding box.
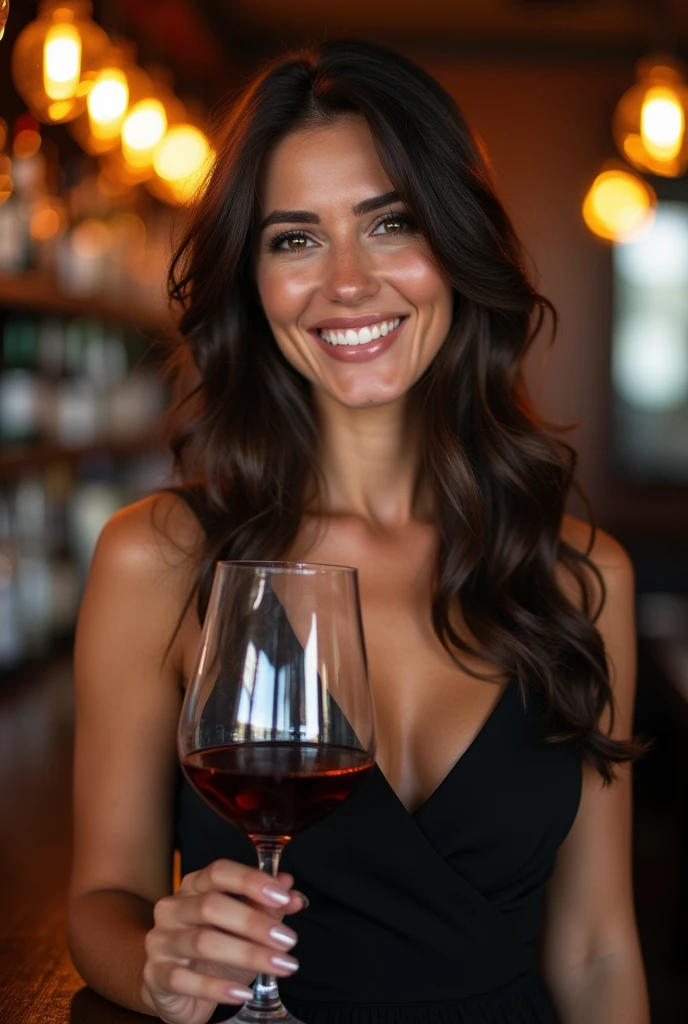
[255,118,453,403]
[68,39,649,1024]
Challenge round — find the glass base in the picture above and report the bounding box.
[231,996,304,1023]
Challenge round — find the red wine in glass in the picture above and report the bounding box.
[178,560,376,1024]
[182,741,374,841]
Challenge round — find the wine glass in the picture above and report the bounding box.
[178,561,376,1024]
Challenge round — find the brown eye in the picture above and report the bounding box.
[372,213,412,235]
[269,231,316,252]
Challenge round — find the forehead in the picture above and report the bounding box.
[258,116,394,213]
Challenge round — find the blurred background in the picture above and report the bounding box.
[0,1,687,1021]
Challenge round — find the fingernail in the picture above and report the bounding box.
[294,891,310,910]
[270,954,299,972]
[262,884,290,906]
[269,925,297,949]
[227,985,254,1001]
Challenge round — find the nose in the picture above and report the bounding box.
[320,239,379,305]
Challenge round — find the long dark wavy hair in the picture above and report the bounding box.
[163,39,643,782]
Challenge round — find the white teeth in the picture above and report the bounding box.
[319,317,402,346]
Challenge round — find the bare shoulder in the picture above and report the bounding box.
[93,489,204,579]
[559,514,634,612]
[561,513,632,575]
[78,490,205,676]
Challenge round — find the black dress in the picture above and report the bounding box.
[169,488,581,1024]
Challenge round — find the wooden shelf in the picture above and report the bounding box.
[0,432,168,479]
[0,271,172,334]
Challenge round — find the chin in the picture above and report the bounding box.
[330,384,408,409]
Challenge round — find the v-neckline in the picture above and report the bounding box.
[375,676,516,819]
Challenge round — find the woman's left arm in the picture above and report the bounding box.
[541,524,650,1024]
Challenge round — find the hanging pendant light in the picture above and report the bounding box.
[582,163,657,243]
[148,122,214,205]
[119,69,184,176]
[67,43,149,156]
[613,55,688,178]
[11,1,109,124]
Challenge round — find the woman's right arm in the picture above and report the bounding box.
[67,493,305,1023]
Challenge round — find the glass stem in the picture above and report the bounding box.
[246,841,286,1013]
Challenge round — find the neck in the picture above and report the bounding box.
[312,392,430,527]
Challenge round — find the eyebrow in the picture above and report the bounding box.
[259,190,400,230]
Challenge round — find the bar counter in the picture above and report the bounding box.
[0,649,147,1024]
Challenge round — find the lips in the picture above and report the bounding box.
[310,312,407,331]
[310,315,408,363]
[317,317,402,347]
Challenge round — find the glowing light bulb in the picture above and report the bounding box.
[122,99,166,168]
[582,169,655,243]
[168,155,214,204]
[43,20,82,101]
[154,124,209,180]
[640,86,685,161]
[87,67,129,140]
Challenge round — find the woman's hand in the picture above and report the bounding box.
[141,859,307,1024]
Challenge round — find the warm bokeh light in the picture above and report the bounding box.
[640,87,685,161]
[30,199,64,240]
[13,129,41,159]
[70,217,111,258]
[0,149,12,204]
[154,124,209,181]
[46,99,76,122]
[43,20,82,101]
[87,67,129,140]
[613,56,688,178]
[169,152,214,204]
[122,99,166,168]
[12,2,109,124]
[582,168,656,243]
[147,124,214,206]
[0,173,12,206]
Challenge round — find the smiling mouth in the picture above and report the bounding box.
[316,316,405,346]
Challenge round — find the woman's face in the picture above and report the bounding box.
[255,117,454,409]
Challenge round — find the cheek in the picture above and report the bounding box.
[256,263,313,330]
[255,263,319,379]
[386,249,452,322]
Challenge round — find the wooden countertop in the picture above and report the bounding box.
[0,651,148,1023]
